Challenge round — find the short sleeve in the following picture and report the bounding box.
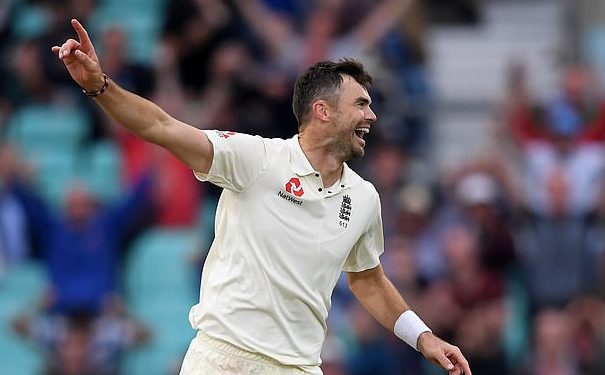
[343,187,384,272]
[194,130,269,192]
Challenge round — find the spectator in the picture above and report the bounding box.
[396,183,446,284]
[522,308,579,375]
[0,143,154,373]
[382,235,421,299]
[455,301,508,375]
[100,25,154,100]
[0,144,31,268]
[161,0,248,93]
[234,0,414,74]
[2,149,155,314]
[438,226,509,374]
[517,97,605,311]
[95,26,201,228]
[13,304,149,375]
[499,59,548,147]
[196,39,295,138]
[4,38,57,107]
[567,297,605,373]
[365,143,408,238]
[345,302,423,375]
[503,64,605,147]
[556,65,605,143]
[454,172,517,274]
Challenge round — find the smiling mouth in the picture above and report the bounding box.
[355,127,369,139]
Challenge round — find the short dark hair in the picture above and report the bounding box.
[292,58,372,128]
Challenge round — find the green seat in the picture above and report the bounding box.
[7,105,90,153]
[28,148,79,207]
[123,228,199,375]
[7,104,91,206]
[11,3,51,40]
[83,141,123,203]
[0,261,46,374]
[92,1,166,65]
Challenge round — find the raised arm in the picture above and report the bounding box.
[347,265,471,375]
[233,0,292,56]
[349,0,413,50]
[52,19,213,174]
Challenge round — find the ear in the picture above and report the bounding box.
[311,100,331,122]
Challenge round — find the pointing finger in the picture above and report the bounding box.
[71,19,93,49]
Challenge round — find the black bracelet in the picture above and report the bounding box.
[81,73,109,97]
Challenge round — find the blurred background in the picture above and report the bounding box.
[1,0,605,374]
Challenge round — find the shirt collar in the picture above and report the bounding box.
[287,135,363,188]
[340,162,362,188]
[288,135,316,176]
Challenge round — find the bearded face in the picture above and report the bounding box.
[327,76,376,161]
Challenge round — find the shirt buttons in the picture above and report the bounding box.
[315,173,320,177]
[341,184,345,188]
[318,188,323,192]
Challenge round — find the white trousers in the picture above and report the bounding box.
[179,331,323,375]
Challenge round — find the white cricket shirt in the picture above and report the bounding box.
[189,130,384,366]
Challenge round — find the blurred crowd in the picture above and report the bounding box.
[2,0,605,374]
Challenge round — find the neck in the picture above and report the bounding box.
[298,131,344,187]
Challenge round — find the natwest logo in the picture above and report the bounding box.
[285,177,304,197]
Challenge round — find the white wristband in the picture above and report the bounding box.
[394,310,432,351]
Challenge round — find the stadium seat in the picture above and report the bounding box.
[6,105,92,206]
[10,2,51,40]
[7,105,90,153]
[91,0,167,65]
[0,261,46,375]
[29,148,80,207]
[123,228,199,375]
[83,140,123,203]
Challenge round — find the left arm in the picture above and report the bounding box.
[347,265,472,375]
[346,264,408,329]
[105,170,155,242]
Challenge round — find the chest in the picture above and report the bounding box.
[233,169,370,263]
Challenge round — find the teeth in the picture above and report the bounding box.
[356,128,369,133]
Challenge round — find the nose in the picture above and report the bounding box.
[366,107,377,122]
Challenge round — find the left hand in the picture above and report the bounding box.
[417,331,472,375]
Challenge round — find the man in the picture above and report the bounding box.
[53,19,471,375]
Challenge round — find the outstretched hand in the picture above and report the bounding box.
[417,332,472,375]
[51,19,104,92]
